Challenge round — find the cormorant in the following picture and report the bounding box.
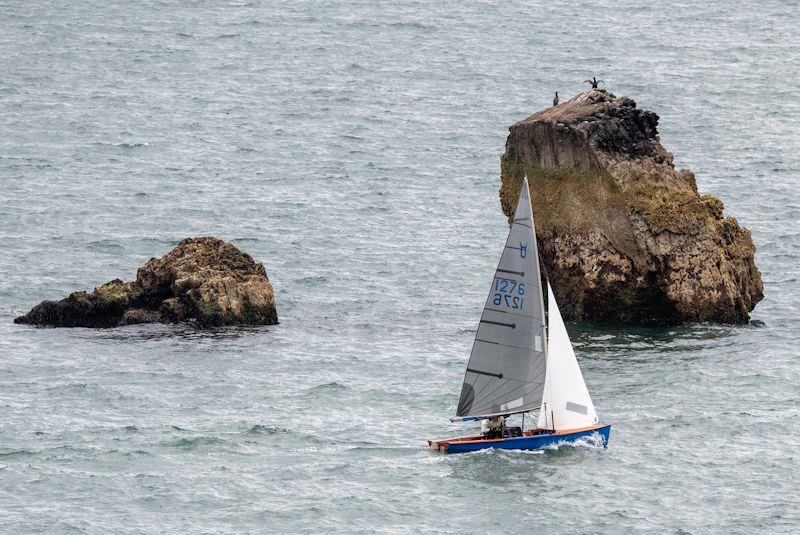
[553,91,559,106]
[583,76,604,89]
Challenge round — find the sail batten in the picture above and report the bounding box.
[455,178,547,418]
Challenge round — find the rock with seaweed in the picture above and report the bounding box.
[500,89,762,324]
[15,237,278,328]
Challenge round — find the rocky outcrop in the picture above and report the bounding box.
[500,90,762,324]
[15,237,278,328]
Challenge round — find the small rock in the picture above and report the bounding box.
[15,237,278,328]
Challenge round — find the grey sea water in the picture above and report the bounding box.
[1,1,799,533]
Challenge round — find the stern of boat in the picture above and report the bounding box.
[427,439,449,453]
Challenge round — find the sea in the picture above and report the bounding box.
[1,1,798,533]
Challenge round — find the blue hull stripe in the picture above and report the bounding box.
[437,425,611,454]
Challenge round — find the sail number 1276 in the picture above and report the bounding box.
[492,278,525,309]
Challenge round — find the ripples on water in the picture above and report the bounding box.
[1,1,798,533]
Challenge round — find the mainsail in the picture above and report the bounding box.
[537,282,599,430]
[456,177,547,418]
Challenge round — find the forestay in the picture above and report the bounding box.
[537,282,599,430]
[456,178,547,418]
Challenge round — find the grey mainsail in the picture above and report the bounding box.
[456,177,547,418]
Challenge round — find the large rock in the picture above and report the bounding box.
[500,90,762,324]
[15,237,278,328]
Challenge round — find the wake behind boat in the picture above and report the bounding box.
[428,177,611,454]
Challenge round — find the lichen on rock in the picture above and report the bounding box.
[15,237,278,328]
[500,89,762,324]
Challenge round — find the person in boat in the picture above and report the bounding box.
[481,415,506,439]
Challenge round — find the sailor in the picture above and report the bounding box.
[481,415,506,439]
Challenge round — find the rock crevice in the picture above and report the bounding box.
[500,90,762,323]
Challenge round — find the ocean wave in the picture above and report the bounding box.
[246,424,290,435]
[303,382,348,393]
[159,436,228,450]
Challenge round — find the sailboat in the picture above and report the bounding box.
[428,177,611,454]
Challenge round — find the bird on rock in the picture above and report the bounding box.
[583,76,604,89]
[553,91,559,106]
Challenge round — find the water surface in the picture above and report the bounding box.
[1,1,798,532]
